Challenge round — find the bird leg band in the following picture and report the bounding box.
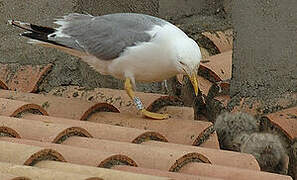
[133,97,144,110]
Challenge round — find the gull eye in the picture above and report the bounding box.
[179,61,186,66]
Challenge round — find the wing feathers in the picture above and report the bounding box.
[8,19,83,56]
[9,20,55,34]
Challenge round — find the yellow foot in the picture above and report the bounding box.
[141,109,169,120]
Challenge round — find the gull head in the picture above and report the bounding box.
[174,37,202,96]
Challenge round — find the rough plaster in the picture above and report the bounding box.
[231,0,297,98]
[230,0,297,110]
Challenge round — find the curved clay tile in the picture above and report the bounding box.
[87,112,214,146]
[0,90,118,119]
[48,87,167,115]
[0,63,52,93]
[0,126,21,138]
[156,106,195,120]
[61,137,211,171]
[0,162,103,180]
[48,87,188,118]
[0,98,48,117]
[169,152,210,172]
[198,76,214,98]
[113,165,220,180]
[22,114,168,143]
[202,29,233,53]
[75,88,191,120]
[179,163,292,180]
[0,141,66,166]
[199,132,220,149]
[80,103,120,120]
[1,138,137,168]
[193,125,217,147]
[0,80,8,90]
[261,107,297,142]
[0,116,92,143]
[85,95,188,120]
[0,173,31,180]
[2,89,192,120]
[199,51,232,82]
[98,154,138,168]
[35,160,173,180]
[143,141,260,171]
[146,96,184,113]
[132,131,168,144]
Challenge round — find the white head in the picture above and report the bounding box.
[174,37,202,95]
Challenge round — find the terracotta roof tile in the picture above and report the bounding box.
[0,116,92,143]
[0,64,52,93]
[197,75,214,100]
[0,141,66,165]
[0,173,30,180]
[60,137,211,171]
[199,51,232,82]
[0,126,21,138]
[156,106,194,120]
[87,112,216,146]
[48,86,189,118]
[0,80,8,90]
[179,163,292,180]
[0,90,119,120]
[202,29,233,53]
[0,112,256,171]
[84,88,168,114]
[0,162,103,180]
[113,165,221,180]
[261,107,297,141]
[22,114,168,143]
[0,98,48,117]
[48,87,164,114]
[0,88,195,120]
[142,141,259,170]
[35,160,173,180]
[198,131,220,149]
[61,136,260,172]
[1,88,293,179]
[1,138,137,168]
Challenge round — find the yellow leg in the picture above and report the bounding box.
[124,78,169,120]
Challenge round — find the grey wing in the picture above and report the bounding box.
[49,13,166,60]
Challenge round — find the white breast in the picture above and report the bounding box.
[107,24,188,82]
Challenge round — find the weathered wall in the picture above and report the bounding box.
[0,0,228,93]
[230,0,297,112]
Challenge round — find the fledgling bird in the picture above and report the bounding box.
[238,133,289,174]
[215,112,289,174]
[8,13,202,120]
[214,112,260,150]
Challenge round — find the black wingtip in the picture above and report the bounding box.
[30,24,56,34]
[21,31,69,48]
[8,19,56,34]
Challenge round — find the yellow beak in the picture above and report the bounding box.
[189,73,199,96]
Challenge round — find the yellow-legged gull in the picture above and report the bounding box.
[8,13,201,120]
